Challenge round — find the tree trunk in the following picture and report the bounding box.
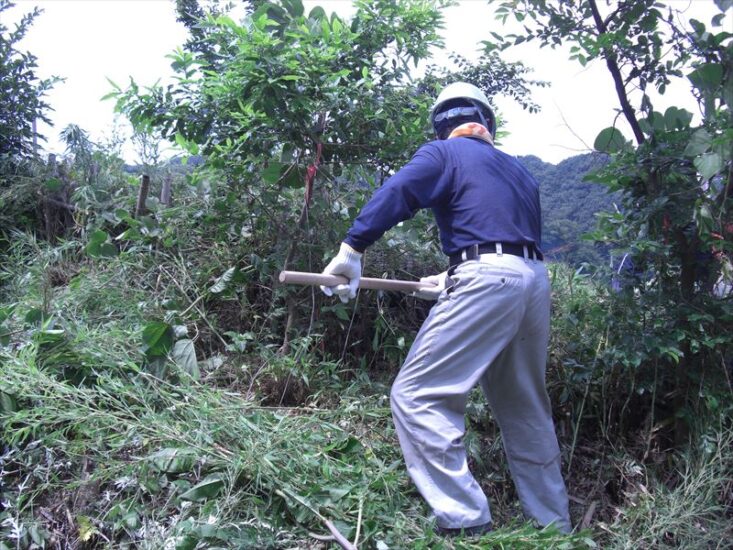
[672,229,699,445]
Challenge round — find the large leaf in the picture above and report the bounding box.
[694,152,724,180]
[594,127,627,153]
[209,267,236,294]
[308,6,326,20]
[281,0,304,17]
[663,107,692,131]
[179,475,224,502]
[0,392,17,413]
[172,339,200,379]
[688,64,723,94]
[86,230,118,258]
[262,162,284,184]
[149,448,198,473]
[143,322,174,357]
[684,129,712,157]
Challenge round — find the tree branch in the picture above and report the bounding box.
[588,0,646,145]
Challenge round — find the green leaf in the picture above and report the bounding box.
[694,152,723,180]
[663,107,692,131]
[44,177,62,191]
[594,127,627,153]
[175,132,199,155]
[334,306,350,321]
[281,166,303,188]
[0,392,17,413]
[29,524,45,546]
[86,230,115,258]
[712,13,726,26]
[723,75,733,108]
[688,64,723,93]
[714,0,733,12]
[0,304,16,324]
[684,129,712,156]
[25,308,43,324]
[172,339,200,379]
[89,230,108,244]
[78,515,98,541]
[262,162,283,184]
[86,241,101,256]
[98,242,118,258]
[325,435,361,457]
[327,487,351,501]
[281,0,304,17]
[647,111,665,133]
[149,448,198,473]
[179,475,224,502]
[210,267,236,294]
[143,322,174,357]
[309,6,326,20]
[174,535,198,550]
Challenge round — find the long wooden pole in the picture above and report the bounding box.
[278,270,433,293]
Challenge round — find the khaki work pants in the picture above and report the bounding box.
[390,254,571,532]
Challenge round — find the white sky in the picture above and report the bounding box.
[7,0,730,164]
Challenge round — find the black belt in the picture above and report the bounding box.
[449,242,543,267]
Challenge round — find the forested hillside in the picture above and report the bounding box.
[521,153,613,265]
[1,1,731,549]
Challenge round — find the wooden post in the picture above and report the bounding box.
[160,173,172,207]
[135,174,150,217]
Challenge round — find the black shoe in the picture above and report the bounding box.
[435,522,492,538]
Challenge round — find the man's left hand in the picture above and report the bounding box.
[320,243,363,303]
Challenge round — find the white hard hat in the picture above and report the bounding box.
[430,82,496,137]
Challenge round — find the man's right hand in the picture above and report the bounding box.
[320,243,363,303]
[412,271,450,300]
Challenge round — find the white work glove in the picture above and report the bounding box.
[412,271,449,300]
[320,242,363,303]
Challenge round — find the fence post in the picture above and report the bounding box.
[160,173,172,207]
[135,174,150,217]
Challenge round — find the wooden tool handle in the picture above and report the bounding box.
[278,270,433,293]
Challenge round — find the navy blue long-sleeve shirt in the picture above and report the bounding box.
[344,137,542,256]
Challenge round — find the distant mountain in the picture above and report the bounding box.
[519,152,615,265]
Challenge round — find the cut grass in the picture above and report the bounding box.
[1,353,595,549]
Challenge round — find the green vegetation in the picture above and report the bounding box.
[1,0,731,548]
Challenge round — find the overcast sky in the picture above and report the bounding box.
[8,0,729,164]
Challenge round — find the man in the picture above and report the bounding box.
[320,82,571,536]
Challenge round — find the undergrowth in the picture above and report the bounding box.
[0,235,731,549]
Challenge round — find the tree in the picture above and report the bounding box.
[0,0,57,160]
[109,0,547,357]
[489,0,732,443]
